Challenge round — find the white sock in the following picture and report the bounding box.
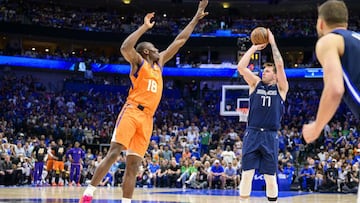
[122,197,131,203]
[84,184,97,196]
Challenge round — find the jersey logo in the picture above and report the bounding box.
[256,89,277,95]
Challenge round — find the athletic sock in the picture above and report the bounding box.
[83,184,97,196]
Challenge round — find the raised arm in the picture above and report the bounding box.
[237,45,264,92]
[120,13,155,67]
[158,0,209,66]
[303,34,344,143]
[268,29,288,100]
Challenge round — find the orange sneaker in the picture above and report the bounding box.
[79,195,92,203]
[52,183,57,186]
[68,183,73,187]
[58,182,64,186]
[77,183,81,187]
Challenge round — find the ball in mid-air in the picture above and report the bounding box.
[250,27,269,45]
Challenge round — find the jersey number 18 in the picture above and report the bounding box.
[147,79,157,93]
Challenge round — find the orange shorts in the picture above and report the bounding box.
[53,160,65,172]
[46,159,54,171]
[111,103,153,157]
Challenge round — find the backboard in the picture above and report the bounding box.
[220,85,250,122]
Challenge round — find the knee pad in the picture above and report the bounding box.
[264,174,278,200]
[239,169,255,197]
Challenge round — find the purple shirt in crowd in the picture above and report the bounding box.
[66,147,85,165]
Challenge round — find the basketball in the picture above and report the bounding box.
[250,27,269,45]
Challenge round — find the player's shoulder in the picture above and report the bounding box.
[316,33,344,49]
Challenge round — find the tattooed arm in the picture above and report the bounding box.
[268,29,288,100]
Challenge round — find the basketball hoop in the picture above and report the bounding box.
[236,108,249,122]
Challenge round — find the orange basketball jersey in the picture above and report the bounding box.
[127,60,163,115]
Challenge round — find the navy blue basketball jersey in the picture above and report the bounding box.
[248,81,284,130]
[332,29,360,118]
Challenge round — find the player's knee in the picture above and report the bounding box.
[239,169,255,196]
[264,174,277,187]
[108,144,123,160]
[125,156,142,176]
[241,169,255,182]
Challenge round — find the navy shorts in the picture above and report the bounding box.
[242,128,279,175]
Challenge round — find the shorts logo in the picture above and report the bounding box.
[253,174,264,180]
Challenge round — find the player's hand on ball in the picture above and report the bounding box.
[267,29,276,45]
[252,43,267,51]
[144,12,155,29]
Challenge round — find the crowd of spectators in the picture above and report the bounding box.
[1,0,359,37]
[0,68,359,194]
[0,0,360,68]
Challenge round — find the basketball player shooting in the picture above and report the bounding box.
[79,1,209,203]
[237,28,289,203]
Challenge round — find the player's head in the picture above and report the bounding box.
[316,0,348,37]
[136,42,160,62]
[74,141,80,148]
[57,139,63,146]
[261,62,277,84]
[50,140,56,147]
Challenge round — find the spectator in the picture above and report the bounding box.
[207,159,225,189]
[299,162,315,192]
[199,126,211,156]
[156,159,169,187]
[319,159,339,192]
[223,162,238,189]
[167,159,181,188]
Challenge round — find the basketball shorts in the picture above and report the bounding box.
[53,160,65,172]
[242,128,279,175]
[111,103,153,157]
[46,159,54,171]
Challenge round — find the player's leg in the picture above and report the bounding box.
[121,112,154,202]
[259,131,279,202]
[264,174,278,202]
[240,129,260,202]
[75,165,81,186]
[69,164,75,186]
[80,107,137,203]
[32,162,39,185]
[239,169,255,202]
[91,142,123,185]
[53,161,59,185]
[122,154,143,199]
[357,183,360,203]
[47,160,54,185]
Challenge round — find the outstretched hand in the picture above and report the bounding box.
[267,28,275,45]
[144,12,155,29]
[195,0,209,20]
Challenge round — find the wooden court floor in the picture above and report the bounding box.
[0,187,356,203]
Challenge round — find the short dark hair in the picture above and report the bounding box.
[263,62,277,74]
[318,0,348,28]
[135,42,154,56]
